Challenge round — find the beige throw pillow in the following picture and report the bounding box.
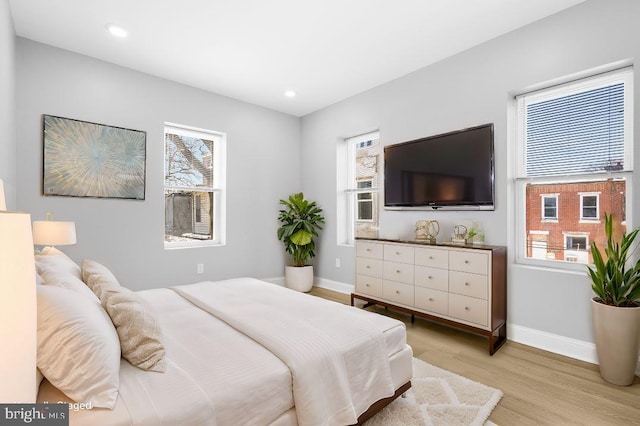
[82,260,166,373]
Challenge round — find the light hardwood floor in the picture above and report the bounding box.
[310,287,640,425]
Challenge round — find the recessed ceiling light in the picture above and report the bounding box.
[106,23,128,38]
[284,90,296,98]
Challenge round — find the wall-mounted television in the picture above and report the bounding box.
[384,124,494,210]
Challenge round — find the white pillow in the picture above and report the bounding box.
[36,246,81,277]
[36,249,99,302]
[37,285,121,409]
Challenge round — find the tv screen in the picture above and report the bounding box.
[384,124,494,209]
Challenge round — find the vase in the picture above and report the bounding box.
[591,298,640,385]
[284,265,314,292]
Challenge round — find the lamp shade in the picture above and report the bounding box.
[0,211,37,402]
[0,178,6,211]
[33,221,77,246]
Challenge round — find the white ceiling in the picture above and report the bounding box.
[9,0,585,117]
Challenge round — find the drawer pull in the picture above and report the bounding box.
[428,298,434,302]
[396,270,400,274]
[464,260,469,264]
[395,290,400,294]
[428,275,433,279]
[465,307,470,311]
[365,284,370,287]
[366,248,371,252]
[465,282,470,286]
[366,265,371,269]
[429,256,434,259]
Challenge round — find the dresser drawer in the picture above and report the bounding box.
[449,250,489,275]
[355,275,383,298]
[356,241,383,259]
[383,261,414,285]
[415,287,448,316]
[384,244,414,264]
[383,280,414,306]
[449,271,488,300]
[449,294,488,327]
[415,247,448,269]
[414,265,448,292]
[356,257,383,277]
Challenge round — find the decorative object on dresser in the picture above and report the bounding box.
[277,192,325,292]
[587,213,640,386]
[451,225,468,244]
[415,220,439,244]
[352,238,507,355]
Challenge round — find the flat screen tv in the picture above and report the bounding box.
[384,124,494,210]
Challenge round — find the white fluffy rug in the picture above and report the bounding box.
[367,358,503,426]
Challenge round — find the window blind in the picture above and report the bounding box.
[524,83,625,177]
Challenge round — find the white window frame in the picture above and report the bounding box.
[337,131,380,246]
[514,67,633,271]
[541,194,558,221]
[579,192,600,221]
[164,122,226,249]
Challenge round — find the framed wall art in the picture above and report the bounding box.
[43,115,147,200]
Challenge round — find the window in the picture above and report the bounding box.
[580,193,599,220]
[164,123,226,248]
[337,131,381,245]
[515,67,633,268]
[356,180,373,221]
[541,195,558,220]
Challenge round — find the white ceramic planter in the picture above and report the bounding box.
[591,298,640,386]
[284,266,314,292]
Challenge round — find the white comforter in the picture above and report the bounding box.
[173,278,395,426]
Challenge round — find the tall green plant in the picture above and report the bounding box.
[277,193,325,267]
[588,213,640,307]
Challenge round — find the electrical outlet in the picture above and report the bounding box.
[197,263,204,274]
[335,258,341,268]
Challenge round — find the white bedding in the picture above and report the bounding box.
[37,279,411,426]
[174,278,396,426]
[40,287,294,426]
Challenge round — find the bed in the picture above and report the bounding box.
[34,249,413,426]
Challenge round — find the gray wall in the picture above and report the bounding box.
[300,0,640,343]
[0,0,15,208]
[16,39,301,289]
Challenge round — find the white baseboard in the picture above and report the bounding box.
[508,324,640,376]
[261,276,285,286]
[507,324,597,364]
[260,276,355,294]
[313,277,354,294]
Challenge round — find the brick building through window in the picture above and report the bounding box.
[525,179,625,264]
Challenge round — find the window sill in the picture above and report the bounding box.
[579,219,601,224]
[164,240,225,250]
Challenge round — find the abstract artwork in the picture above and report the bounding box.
[43,115,146,200]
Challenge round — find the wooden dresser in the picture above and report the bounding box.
[351,238,507,355]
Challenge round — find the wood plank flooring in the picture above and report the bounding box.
[310,287,640,425]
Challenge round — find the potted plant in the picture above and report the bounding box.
[587,212,640,385]
[277,193,325,292]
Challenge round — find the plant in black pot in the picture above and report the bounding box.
[587,212,640,385]
[277,193,325,292]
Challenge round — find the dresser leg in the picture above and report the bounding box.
[411,314,415,324]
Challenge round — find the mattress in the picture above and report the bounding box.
[37,281,412,426]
